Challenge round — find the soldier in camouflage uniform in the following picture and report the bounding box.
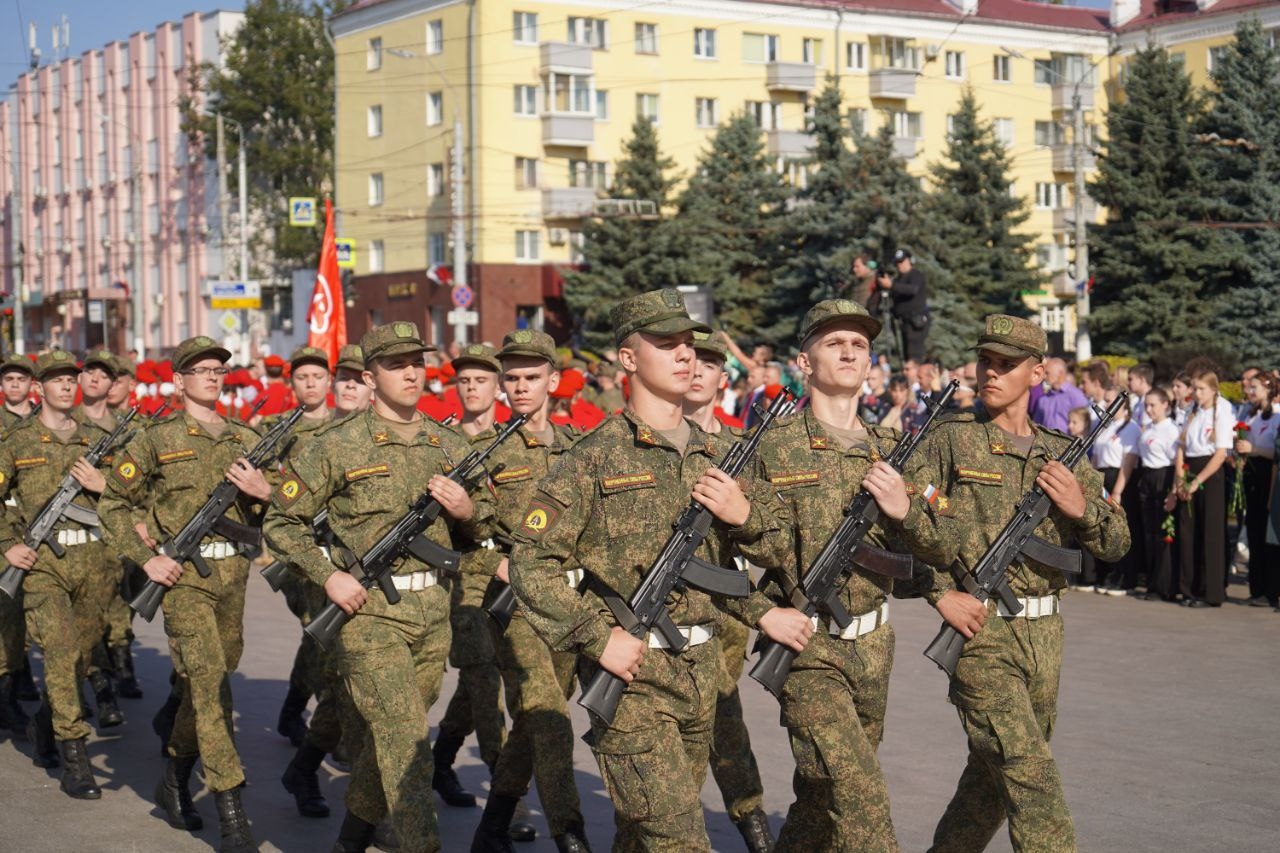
[0,351,115,798]
[471,330,590,852]
[0,354,36,733]
[509,290,791,852]
[902,316,1130,853]
[100,336,271,852]
[264,322,495,853]
[682,331,775,852]
[1,354,37,424]
[333,344,374,418]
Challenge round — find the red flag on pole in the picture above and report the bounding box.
[307,198,347,367]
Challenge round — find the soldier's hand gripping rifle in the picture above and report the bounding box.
[749,381,959,697]
[0,404,144,598]
[260,507,334,592]
[305,414,529,647]
[130,407,305,621]
[923,393,1125,677]
[579,391,796,725]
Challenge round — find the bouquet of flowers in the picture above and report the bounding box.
[1229,421,1249,519]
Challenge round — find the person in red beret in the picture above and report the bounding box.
[549,368,605,430]
[415,364,456,422]
[256,354,294,417]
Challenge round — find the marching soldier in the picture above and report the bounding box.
[0,351,115,798]
[508,290,789,851]
[99,336,270,852]
[470,330,589,852]
[1,354,37,425]
[264,322,494,853]
[0,354,36,733]
[904,316,1130,852]
[333,344,374,418]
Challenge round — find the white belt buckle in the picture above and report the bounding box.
[647,623,714,649]
[391,570,438,592]
[1000,594,1058,619]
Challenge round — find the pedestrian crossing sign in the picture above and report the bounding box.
[335,238,356,269]
[289,197,317,227]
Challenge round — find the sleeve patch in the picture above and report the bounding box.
[277,477,307,507]
[113,456,140,484]
[520,500,560,540]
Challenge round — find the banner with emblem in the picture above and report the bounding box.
[306,198,348,368]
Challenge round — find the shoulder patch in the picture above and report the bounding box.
[346,463,390,482]
[600,472,656,493]
[113,456,140,485]
[277,477,307,507]
[521,500,560,541]
[769,470,821,489]
[158,448,197,464]
[492,465,534,484]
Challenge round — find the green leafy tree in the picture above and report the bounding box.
[927,89,1041,317]
[563,118,685,351]
[180,0,347,281]
[673,112,788,340]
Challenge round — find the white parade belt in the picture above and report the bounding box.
[647,623,714,650]
[391,569,438,591]
[998,594,1059,619]
[55,528,101,547]
[198,541,243,561]
[812,601,889,640]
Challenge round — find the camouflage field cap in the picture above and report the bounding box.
[335,345,364,372]
[498,329,557,365]
[82,349,119,378]
[798,298,882,347]
[691,330,728,362]
[34,349,82,381]
[111,355,137,378]
[172,335,232,371]
[289,345,331,372]
[610,288,711,347]
[452,343,501,373]
[975,314,1047,361]
[360,321,434,366]
[0,354,35,378]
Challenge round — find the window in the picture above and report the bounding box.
[51,68,61,110]
[120,44,131,88]
[569,231,586,264]
[369,239,385,273]
[426,20,443,55]
[745,100,781,131]
[147,138,159,174]
[695,97,719,128]
[514,85,537,116]
[172,30,184,69]
[145,36,157,81]
[1207,45,1230,72]
[873,37,920,71]
[367,37,382,71]
[635,23,657,55]
[513,12,538,44]
[782,160,808,189]
[743,33,779,63]
[570,160,608,188]
[993,54,1010,82]
[429,233,447,265]
[945,51,966,80]
[694,28,716,59]
[547,73,592,113]
[1034,120,1065,147]
[427,91,444,126]
[848,107,870,133]
[369,173,384,206]
[945,114,957,139]
[367,105,383,137]
[1034,58,1056,85]
[636,93,660,123]
[595,90,609,120]
[845,42,867,72]
[1035,182,1067,209]
[995,118,1015,148]
[568,17,607,49]
[428,163,445,197]
[892,111,922,139]
[515,157,538,189]
[803,38,823,65]
[516,230,540,261]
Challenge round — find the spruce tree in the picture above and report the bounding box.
[563,118,685,351]
[674,112,788,341]
[927,90,1041,318]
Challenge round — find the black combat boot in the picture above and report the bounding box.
[277,683,309,748]
[470,794,519,853]
[734,808,775,853]
[330,810,377,853]
[27,696,58,768]
[554,821,592,853]
[152,685,182,756]
[431,731,476,807]
[88,671,124,728]
[510,798,537,842]
[0,673,29,731]
[110,644,143,699]
[282,741,330,818]
[58,737,102,799]
[155,755,204,830]
[16,654,38,700]
[214,784,256,853]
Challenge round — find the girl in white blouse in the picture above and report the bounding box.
[1090,394,1140,593]
[1236,370,1279,607]
[1117,388,1180,600]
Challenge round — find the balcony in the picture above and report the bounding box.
[766,129,814,159]
[540,41,592,73]
[1050,269,1078,298]
[542,114,594,147]
[766,62,816,93]
[869,68,916,100]
[892,136,920,160]
[1051,83,1094,113]
[1051,143,1095,172]
[542,187,597,220]
[1052,199,1098,232]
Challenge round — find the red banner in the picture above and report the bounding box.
[306,198,347,366]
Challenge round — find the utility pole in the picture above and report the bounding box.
[131,139,145,358]
[1072,87,1091,361]
[11,122,26,354]
[451,115,468,346]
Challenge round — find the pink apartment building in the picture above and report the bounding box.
[0,10,243,356]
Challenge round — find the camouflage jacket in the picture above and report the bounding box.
[508,410,788,661]
[902,412,1130,602]
[262,407,495,588]
[99,412,266,568]
[261,408,334,486]
[0,416,110,552]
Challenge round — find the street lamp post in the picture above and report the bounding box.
[1072,88,1091,360]
[207,110,251,363]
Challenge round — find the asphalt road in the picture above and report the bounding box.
[0,580,1275,852]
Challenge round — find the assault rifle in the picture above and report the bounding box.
[579,391,795,725]
[923,394,1126,676]
[130,407,305,621]
[304,414,529,647]
[750,380,958,697]
[0,404,144,598]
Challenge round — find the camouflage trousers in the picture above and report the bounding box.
[0,586,24,677]
[930,607,1074,853]
[775,622,897,853]
[338,583,451,853]
[282,573,346,753]
[162,554,249,793]
[710,615,766,822]
[590,633,719,853]
[437,573,506,768]
[102,560,141,647]
[22,542,111,741]
[489,612,582,835]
